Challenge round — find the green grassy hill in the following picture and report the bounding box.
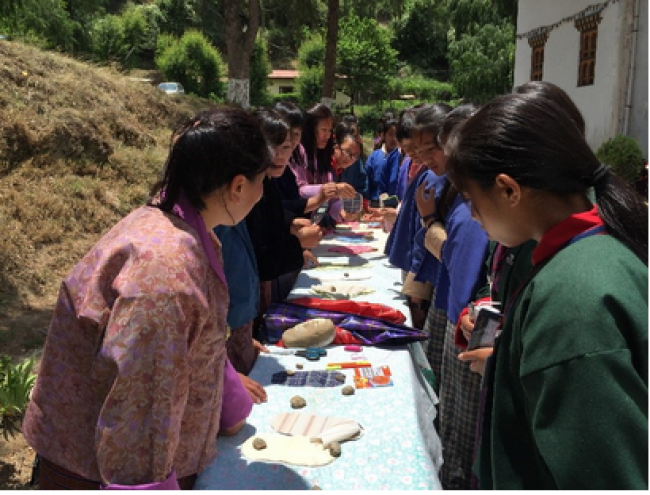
[0,40,210,357]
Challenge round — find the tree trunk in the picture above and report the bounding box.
[321,0,339,108]
[224,0,260,108]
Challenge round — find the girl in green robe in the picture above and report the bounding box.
[445,90,648,489]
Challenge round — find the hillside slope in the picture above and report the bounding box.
[0,40,210,357]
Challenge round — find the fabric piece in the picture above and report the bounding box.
[214,222,259,330]
[287,297,406,324]
[327,245,377,255]
[220,358,254,430]
[271,412,361,445]
[264,300,425,346]
[437,319,482,490]
[226,320,256,375]
[22,206,229,484]
[101,470,180,490]
[313,257,370,269]
[401,271,433,301]
[311,283,375,299]
[424,222,447,260]
[531,204,604,265]
[172,194,227,287]
[241,434,335,467]
[271,370,345,387]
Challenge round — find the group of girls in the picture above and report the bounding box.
[377,81,647,490]
[21,83,647,490]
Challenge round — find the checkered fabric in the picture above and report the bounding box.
[421,301,448,396]
[437,319,482,490]
[271,370,345,387]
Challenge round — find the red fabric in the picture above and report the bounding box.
[532,205,604,265]
[407,161,424,184]
[288,297,407,324]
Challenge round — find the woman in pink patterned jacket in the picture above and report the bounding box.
[23,108,270,490]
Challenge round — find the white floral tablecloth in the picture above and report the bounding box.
[194,225,443,490]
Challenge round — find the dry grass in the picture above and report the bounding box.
[0,40,213,359]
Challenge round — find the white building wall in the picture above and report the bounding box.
[628,0,648,156]
[514,0,646,155]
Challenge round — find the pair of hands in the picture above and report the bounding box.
[456,312,493,376]
[321,182,357,200]
[291,218,323,248]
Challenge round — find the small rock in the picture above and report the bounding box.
[334,373,346,383]
[296,363,304,370]
[286,369,295,376]
[341,385,355,396]
[343,272,349,277]
[252,437,267,450]
[290,395,307,409]
[311,485,322,490]
[329,441,342,457]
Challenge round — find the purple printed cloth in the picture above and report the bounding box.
[264,301,427,346]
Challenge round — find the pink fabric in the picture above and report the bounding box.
[219,358,254,429]
[327,245,377,254]
[288,143,334,198]
[172,194,228,287]
[23,206,229,484]
[102,470,180,490]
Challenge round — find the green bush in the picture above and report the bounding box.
[595,135,645,184]
[391,76,456,102]
[0,355,37,440]
[271,92,301,105]
[297,66,324,108]
[90,14,127,62]
[297,34,325,70]
[250,34,272,107]
[155,30,225,99]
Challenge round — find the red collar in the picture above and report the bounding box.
[532,205,605,265]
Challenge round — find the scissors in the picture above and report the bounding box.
[295,347,328,361]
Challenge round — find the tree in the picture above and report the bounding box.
[223,0,260,108]
[448,21,514,102]
[392,0,449,78]
[321,0,339,107]
[296,34,325,107]
[260,0,326,67]
[156,0,198,37]
[249,33,272,107]
[155,30,226,99]
[337,14,398,109]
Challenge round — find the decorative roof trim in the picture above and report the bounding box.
[516,0,617,40]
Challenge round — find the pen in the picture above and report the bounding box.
[326,362,371,370]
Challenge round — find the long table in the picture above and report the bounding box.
[195,225,443,490]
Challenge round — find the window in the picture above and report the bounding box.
[279,86,294,94]
[528,33,548,81]
[575,13,602,87]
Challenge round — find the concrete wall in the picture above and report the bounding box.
[515,0,647,156]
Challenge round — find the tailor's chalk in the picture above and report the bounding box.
[344,345,362,352]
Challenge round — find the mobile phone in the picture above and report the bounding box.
[381,196,399,208]
[467,306,502,350]
[311,203,330,224]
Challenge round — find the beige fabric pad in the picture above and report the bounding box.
[241,434,335,467]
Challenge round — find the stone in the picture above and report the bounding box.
[329,441,342,457]
[341,385,355,396]
[290,395,307,409]
[282,318,336,348]
[252,438,267,450]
